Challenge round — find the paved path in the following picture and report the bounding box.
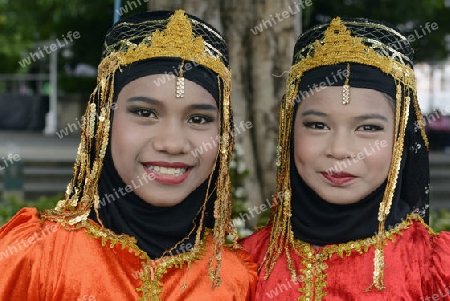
[0,131,79,162]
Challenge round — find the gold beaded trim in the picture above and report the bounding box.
[291,214,425,301]
[85,221,208,301]
[97,10,231,86]
[342,63,351,105]
[294,21,413,68]
[176,60,185,98]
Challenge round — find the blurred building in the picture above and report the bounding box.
[416,60,450,152]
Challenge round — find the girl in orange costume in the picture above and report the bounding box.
[0,10,256,301]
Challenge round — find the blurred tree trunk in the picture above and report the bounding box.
[148,0,299,227]
[147,0,222,30]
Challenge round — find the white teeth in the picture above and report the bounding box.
[145,165,187,175]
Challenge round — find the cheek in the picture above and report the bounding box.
[111,111,140,158]
[293,124,322,160]
[293,130,316,173]
[195,131,219,166]
[204,145,218,169]
[111,114,124,154]
[111,114,127,151]
[366,142,393,176]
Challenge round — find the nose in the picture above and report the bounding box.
[152,122,190,155]
[326,131,354,160]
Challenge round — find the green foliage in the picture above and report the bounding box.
[303,0,450,62]
[0,0,115,73]
[430,208,450,232]
[0,194,62,226]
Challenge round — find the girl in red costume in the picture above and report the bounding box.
[242,17,450,300]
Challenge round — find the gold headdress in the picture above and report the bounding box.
[264,17,429,290]
[41,9,234,294]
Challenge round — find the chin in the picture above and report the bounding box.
[147,200,182,207]
[141,197,184,207]
[135,190,185,207]
[331,199,360,205]
[319,192,360,205]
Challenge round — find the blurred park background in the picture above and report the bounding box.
[1,0,450,233]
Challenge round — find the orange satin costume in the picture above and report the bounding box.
[242,215,450,300]
[1,208,256,300]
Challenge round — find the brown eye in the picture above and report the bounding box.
[130,108,157,118]
[303,122,329,130]
[188,115,213,124]
[357,125,383,131]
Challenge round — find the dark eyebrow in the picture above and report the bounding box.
[187,104,217,111]
[301,109,328,117]
[354,114,389,122]
[126,96,217,111]
[301,110,389,122]
[126,96,160,105]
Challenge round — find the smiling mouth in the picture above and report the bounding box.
[143,165,189,176]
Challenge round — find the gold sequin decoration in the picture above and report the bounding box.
[176,77,185,98]
[176,60,185,98]
[97,10,231,86]
[85,222,208,301]
[342,63,351,105]
[292,214,419,301]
